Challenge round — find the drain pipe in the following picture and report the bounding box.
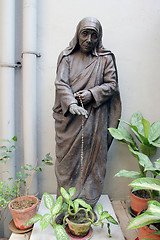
[0,0,16,174]
[22,0,39,194]
[0,0,16,237]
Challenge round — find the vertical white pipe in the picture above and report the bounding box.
[22,0,37,194]
[0,1,15,172]
[0,1,16,237]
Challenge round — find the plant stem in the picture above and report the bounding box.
[137,157,145,176]
[148,190,154,200]
[26,157,38,196]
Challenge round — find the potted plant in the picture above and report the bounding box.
[8,152,53,230]
[108,112,160,215]
[25,187,118,239]
[0,136,18,227]
[127,177,160,239]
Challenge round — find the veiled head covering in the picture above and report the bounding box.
[57,17,112,68]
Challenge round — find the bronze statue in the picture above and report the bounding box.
[53,17,121,207]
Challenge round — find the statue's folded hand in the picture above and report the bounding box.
[69,103,88,118]
[74,90,93,105]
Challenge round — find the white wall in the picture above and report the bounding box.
[35,0,160,200]
[1,0,160,203]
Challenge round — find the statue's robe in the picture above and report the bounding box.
[53,52,121,206]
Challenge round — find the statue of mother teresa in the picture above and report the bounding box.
[53,17,121,207]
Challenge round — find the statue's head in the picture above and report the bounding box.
[57,17,106,68]
[76,17,102,54]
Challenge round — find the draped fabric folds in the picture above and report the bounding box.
[53,17,121,206]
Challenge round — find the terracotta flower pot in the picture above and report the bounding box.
[66,210,94,237]
[8,196,39,230]
[138,226,160,239]
[130,189,151,216]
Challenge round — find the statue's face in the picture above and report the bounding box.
[79,29,98,54]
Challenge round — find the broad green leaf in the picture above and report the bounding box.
[106,215,118,225]
[54,224,70,240]
[60,187,70,202]
[73,201,79,213]
[120,119,145,144]
[127,200,160,229]
[59,202,68,214]
[149,121,160,142]
[142,118,150,138]
[108,127,125,139]
[108,126,135,145]
[130,112,144,134]
[129,178,160,192]
[40,214,53,231]
[115,169,142,179]
[52,196,63,215]
[150,137,160,148]
[97,204,103,215]
[68,187,76,197]
[129,148,153,171]
[74,199,92,211]
[25,214,42,226]
[127,212,160,229]
[131,125,149,145]
[147,200,160,216]
[100,211,110,220]
[43,193,55,210]
[140,144,156,157]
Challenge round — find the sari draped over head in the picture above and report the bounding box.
[53,17,121,207]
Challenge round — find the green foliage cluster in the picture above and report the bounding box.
[26,187,118,239]
[0,181,17,209]
[0,136,53,211]
[15,153,53,196]
[127,178,160,238]
[0,136,17,209]
[108,112,160,199]
[0,136,17,163]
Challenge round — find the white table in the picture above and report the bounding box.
[29,194,125,240]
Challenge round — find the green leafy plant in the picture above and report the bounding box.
[60,187,118,238]
[15,153,53,197]
[0,181,17,209]
[108,112,160,181]
[25,187,118,239]
[0,136,53,206]
[0,136,17,209]
[0,136,18,226]
[0,136,17,163]
[127,178,160,238]
[25,192,70,240]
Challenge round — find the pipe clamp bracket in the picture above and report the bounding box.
[0,63,22,69]
[21,51,41,58]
